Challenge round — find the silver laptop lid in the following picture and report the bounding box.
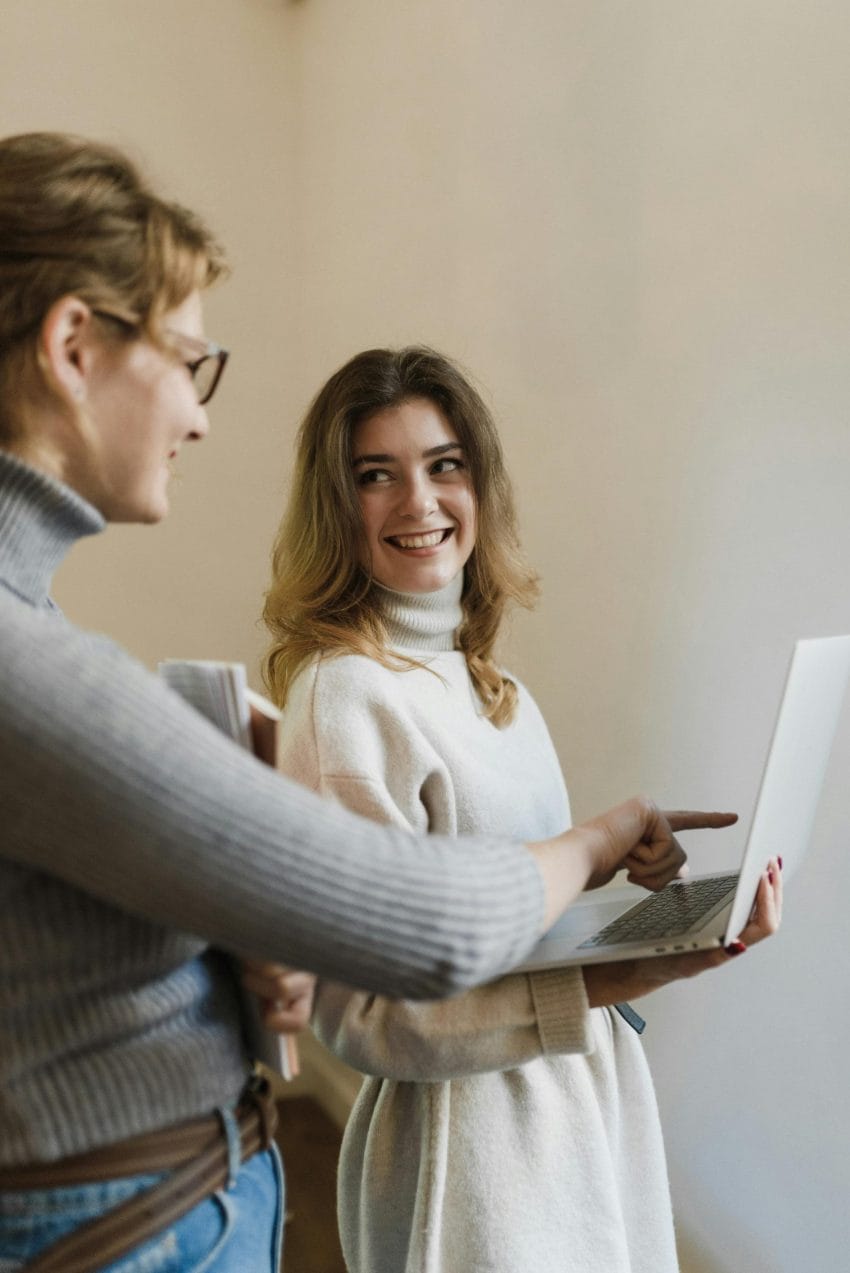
[724,635,850,941]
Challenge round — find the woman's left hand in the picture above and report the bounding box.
[582,856,783,1007]
[736,854,784,947]
[241,961,317,1033]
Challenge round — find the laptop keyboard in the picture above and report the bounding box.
[579,873,740,948]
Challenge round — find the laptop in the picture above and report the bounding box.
[519,635,850,970]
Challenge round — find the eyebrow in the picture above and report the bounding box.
[351,442,464,468]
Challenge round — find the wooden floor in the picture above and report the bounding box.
[275,1097,346,1273]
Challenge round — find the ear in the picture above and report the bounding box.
[38,296,97,406]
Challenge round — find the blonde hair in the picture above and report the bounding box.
[0,132,227,442]
[263,347,539,728]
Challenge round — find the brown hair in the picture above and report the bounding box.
[0,132,226,441]
[263,346,539,728]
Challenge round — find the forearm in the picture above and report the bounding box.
[312,966,592,1081]
[527,825,600,931]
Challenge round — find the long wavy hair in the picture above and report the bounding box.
[0,132,226,443]
[263,347,539,728]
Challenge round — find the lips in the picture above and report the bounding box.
[386,528,453,550]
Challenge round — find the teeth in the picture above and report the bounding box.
[393,530,446,549]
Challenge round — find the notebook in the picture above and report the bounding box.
[519,635,850,970]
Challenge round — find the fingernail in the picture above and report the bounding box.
[768,869,775,885]
[778,856,784,871]
[725,941,747,957]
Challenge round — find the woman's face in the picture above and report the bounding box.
[79,290,210,523]
[351,396,477,594]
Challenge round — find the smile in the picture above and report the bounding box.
[386,529,453,550]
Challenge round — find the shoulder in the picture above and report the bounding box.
[509,673,550,731]
[0,587,136,695]
[0,588,214,767]
[280,651,442,782]
[284,651,403,724]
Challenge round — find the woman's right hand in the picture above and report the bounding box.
[529,797,738,931]
[240,960,317,1033]
[582,857,783,1007]
[577,797,740,891]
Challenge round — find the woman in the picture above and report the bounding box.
[263,347,782,1273]
[0,134,726,1273]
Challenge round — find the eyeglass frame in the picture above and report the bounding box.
[91,308,229,406]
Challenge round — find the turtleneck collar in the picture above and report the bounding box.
[0,449,105,608]
[375,572,464,653]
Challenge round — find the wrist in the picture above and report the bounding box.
[582,961,637,1009]
[527,827,599,932]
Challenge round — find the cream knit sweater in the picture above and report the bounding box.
[278,577,678,1273]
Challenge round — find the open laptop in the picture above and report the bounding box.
[519,635,850,970]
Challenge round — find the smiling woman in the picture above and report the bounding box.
[261,346,781,1273]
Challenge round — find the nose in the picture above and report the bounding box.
[187,404,210,442]
[398,475,438,519]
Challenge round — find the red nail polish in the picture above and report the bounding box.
[768,869,775,885]
[778,856,784,871]
[725,941,747,957]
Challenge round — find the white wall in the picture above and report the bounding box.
[1,0,300,672]
[3,3,849,1269]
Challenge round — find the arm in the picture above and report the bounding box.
[277,662,592,1078]
[309,772,595,1080]
[311,784,740,1078]
[0,608,543,1000]
[0,605,734,1002]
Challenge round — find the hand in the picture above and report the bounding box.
[249,702,277,767]
[579,797,738,892]
[529,797,739,932]
[582,856,783,1007]
[241,960,317,1034]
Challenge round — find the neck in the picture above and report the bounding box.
[375,573,464,653]
[0,448,105,607]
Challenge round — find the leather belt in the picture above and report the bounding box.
[1,1076,278,1273]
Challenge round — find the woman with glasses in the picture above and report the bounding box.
[0,132,742,1273]
[263,347,782,1273]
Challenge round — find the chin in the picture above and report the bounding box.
[105,492,169,525]
[397,570,455,594]
[139,505,168,525]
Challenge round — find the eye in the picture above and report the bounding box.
[356,467,393,486]
[431,456,465,475]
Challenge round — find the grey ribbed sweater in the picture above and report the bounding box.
[0,450,544,1165]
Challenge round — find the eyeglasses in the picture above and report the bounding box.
[165,329,229,406]
[92,309,229,406]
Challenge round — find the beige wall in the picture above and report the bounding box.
[3,3,850,1269]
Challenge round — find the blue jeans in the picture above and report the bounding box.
[0,1145,284,1273]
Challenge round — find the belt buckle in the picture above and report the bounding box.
[244,1070,277,1150]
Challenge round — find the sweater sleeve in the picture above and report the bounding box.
[287,661,594,1080]
[0,599,545,1002]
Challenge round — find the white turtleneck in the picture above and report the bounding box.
[375,574,464,653]
[276,577,678,1273]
